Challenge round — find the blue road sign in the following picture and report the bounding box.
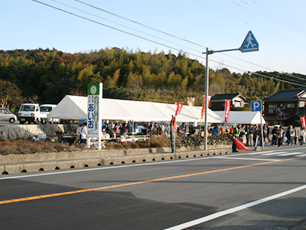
[240,31,259,53]
[251,100,262,112]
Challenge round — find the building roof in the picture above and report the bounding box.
[295,107,306,116]
[211,93,245,101]
[263,88,306,101]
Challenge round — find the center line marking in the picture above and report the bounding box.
[0,155,305,205]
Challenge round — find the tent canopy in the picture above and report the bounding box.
[48,95,223,123]
[214,111,266,124]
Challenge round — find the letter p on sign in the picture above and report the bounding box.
[251,100,262,112]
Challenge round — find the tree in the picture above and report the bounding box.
[0,80,22,108]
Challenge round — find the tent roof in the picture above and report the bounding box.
[213,111,265,124]
[48,95,223,123]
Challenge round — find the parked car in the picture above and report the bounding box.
[40,104,60,123]
[0,108,17,123]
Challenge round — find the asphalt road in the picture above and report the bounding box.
[0,121,20,126]
[1,145,306,230]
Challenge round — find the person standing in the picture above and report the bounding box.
[271,126,278,146]
[298,127,305,145]
[113,122,119,135]
[252,125,259,146]
[287,125,295,145]
[212,125,219,136]
[79,122,87,144]
[120,123,127,136]
[277,126,284,147]
[246,125,253,147]
[232,124,242,152]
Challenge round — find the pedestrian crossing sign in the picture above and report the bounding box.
[240,31,259,52]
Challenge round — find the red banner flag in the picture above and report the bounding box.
[224,100,231,123]
[301,116,306,128]
[175,102,184,116]
[201,96,211,119]
[173,117,177,130]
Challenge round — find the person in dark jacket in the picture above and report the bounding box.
[271,126,278,145]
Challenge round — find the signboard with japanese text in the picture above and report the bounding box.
[87,83,100,138]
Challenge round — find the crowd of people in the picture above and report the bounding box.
[231,123,306,152]
[77,120,306,153]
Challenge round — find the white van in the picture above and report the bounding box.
[40,104,59,123]
[18,104,41,124]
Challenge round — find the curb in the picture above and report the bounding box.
[1,148,231,175]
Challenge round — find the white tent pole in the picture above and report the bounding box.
[132,121,134,141]
[98,83,102,150]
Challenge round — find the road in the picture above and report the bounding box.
[1,145,306,229]
[0,121,20,126]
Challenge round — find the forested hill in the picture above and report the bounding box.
[0,48,302,109]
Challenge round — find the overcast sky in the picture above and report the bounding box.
[2,0,306,75]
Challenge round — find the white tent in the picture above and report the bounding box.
[48,95,223,123]
[213,111,266,124]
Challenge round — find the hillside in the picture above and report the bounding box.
[0,48,300,110]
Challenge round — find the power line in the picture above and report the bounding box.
[74,0,203,48]
[75,0,306,80]
[193,0,306,47]
[252,0,306,31]
[229,0,306,35]
[251,72,306,88]
[50,0,202,55]
[74,0,276,72]
[33,0,306,87]
[32,0,246,72]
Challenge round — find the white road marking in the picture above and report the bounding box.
[215,156,277,161]
[1,146,305,180]
[247,150,277,155]
[277,152,302,156]
[263,152,286,155]
[164,184,306,230]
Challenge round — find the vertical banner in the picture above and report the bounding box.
[201,96,211,119]
[173,103,183,131]
[224,100,231,123]
[187,97,195,106]
[173,117,177,130]
[175,102,184,116]
[301,116,306,128]
[87,83,100,138]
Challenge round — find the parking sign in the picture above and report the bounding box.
[251,100,262,112]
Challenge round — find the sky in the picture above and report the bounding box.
[2,0,306,76]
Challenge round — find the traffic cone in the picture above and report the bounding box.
[233,138,249,151]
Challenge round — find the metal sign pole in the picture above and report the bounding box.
[261,110,264,150]
[204,47,210,151]
[202,31,259,151]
